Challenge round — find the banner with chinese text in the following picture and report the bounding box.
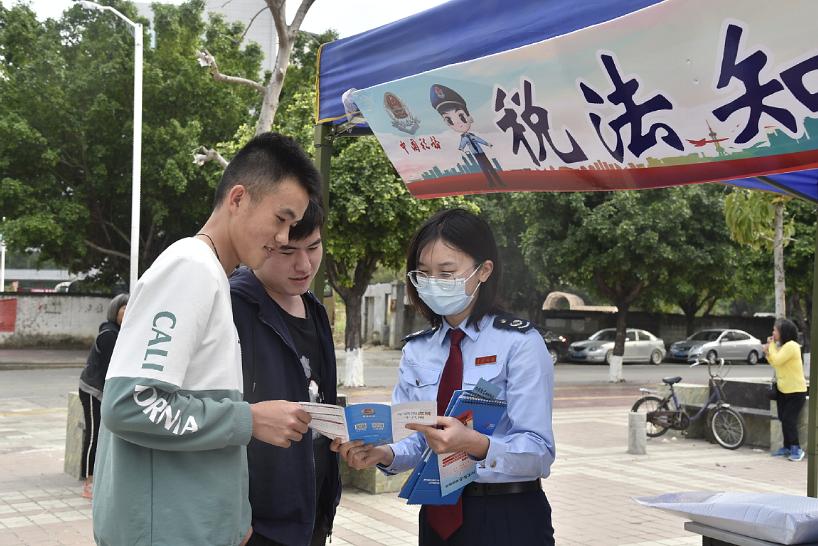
[350,0,818,198]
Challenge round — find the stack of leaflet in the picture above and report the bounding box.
[398,379,507,505]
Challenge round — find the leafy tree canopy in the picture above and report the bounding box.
[0,1,263,287]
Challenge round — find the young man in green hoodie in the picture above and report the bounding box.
[92,133,321,546]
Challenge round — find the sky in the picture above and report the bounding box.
[11,0,449,38]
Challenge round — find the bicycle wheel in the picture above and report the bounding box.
[631,395,670,437]
[709,407,746,449]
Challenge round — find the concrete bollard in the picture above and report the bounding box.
[64,392,85,479]
[628,411,647,455]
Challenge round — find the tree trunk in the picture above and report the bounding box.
[344,294,363,351]
[685,312,695,338]
[342,294,365,386]
[325,255,379,388]
[255,44,292,135]
[773,201,786,318]
[678,298,698,337]
[609,304,629,383]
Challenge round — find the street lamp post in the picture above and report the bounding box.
[78,1,142,293]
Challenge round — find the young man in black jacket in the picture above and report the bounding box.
[230,202,340,546]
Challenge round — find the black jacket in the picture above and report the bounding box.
[230,267,341,546]
[79,321,120,396]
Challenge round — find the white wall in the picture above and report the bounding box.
[361,283,394,345]
[0,295,109,346]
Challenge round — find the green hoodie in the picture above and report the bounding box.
[93,238,253,545]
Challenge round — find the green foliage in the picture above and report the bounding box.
[0,1,263,284]
[724,188,794,251]
[724,188,795,248]
[471,192,558,318]
[326,136,470,289]
[513,185,771,318]
[782,198,817,329]
[266,28,472,295]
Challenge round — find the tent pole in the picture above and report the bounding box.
[312,123,334,300]
[809,211,818,496]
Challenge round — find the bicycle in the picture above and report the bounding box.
[630,357,747,450]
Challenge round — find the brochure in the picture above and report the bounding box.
[300,400,436,444]
[400,379,507,504]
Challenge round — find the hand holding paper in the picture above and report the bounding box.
[406,416,490,459]
[333,441,394,470]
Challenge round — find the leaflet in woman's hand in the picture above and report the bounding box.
[300,401,436,444]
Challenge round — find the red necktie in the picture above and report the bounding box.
[427,328,466,540]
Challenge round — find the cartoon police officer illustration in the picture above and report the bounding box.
[430,84,505,188]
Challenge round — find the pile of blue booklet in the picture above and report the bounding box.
[398,379,507,505]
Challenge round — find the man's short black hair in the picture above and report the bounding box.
[289,200,324,241]
[213,132,321,208]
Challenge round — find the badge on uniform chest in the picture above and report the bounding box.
[475,355,497,366]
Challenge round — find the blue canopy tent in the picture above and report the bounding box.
[313,0,818,493]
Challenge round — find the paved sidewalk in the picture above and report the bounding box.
[0,379,808,546]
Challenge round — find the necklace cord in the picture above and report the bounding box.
[196,232,221,263]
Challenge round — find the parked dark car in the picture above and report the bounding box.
[535,326,569,364]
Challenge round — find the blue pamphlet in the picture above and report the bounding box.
[302,401,436,444]
[399,384,507,505]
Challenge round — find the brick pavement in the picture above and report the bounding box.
[0,385,808,545]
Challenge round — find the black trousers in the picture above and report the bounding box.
[79,390,101,479]
[247,437,333,546]
[777,390,807,448]
[246,528,327,546]
[419,489,554,546]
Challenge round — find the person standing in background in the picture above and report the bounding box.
[78,293,128,499]
[765,318,808,462]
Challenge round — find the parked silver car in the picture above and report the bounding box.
[568,328,666,365]
[685,329,764,364]
[667,329,725,362]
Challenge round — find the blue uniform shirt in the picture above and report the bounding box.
[384,314,555,483]
[459,132,490,155]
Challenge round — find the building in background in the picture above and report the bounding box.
[135,0,277,75]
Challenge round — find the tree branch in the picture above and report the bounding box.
[238,7,268,44]
[85,239,128,260]
[193,146,229,168]
[325,256,352,301]
[266,0,288,51]
[289,0,316,39]
[196,49,265,93]
[103,220,130,246]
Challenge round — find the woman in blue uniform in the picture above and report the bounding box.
[334,208,555,545]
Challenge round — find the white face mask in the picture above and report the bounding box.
[410,264,482,317]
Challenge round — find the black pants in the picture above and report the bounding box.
[246,528,327,546]
[419,489,554,546]
[79,390,101,479]
[247,437,333,546]
[777,390,807,448]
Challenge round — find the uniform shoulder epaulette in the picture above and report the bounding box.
[402,327,438,343]
[493,315,534,333]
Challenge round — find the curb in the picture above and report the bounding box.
[0,363,85,371]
